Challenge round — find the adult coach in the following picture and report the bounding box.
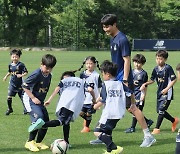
[91,14,155,147]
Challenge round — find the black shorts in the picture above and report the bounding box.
[94,119,119,135]
[81,104,92,114]
[57,107,73,125]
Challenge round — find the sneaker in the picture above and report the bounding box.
[25,140,39,152]
[172,117,179,132]
[5,109,13,115]
[151,128,160,134]
[124,127,135,133]
[28,118,45,132]
[147,119,154,128]
[36,142,49,150]
[81,127,90,133]
[90,138,105,145]
[111,146,123,154]
[140,136,156,147]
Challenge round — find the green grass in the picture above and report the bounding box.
[0,50,180,154]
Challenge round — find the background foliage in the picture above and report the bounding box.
[0,0,179,49]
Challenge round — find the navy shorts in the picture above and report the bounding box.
[157,95,171,113]
[8,85,22,97]
[56,107,73,125]
[29,104,49,123]
[81,104,92,114]
[94,119,120,135]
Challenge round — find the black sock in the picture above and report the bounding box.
[29,130,38,141]
[43,120,61,127]
[36,128,48,143]
[86,120,91,127]
[63,124,70,144]
[156,114,164,129]
[164,111,174,123]
[7,98,12,110]
[99,133,116,152]
[131,117,137,128]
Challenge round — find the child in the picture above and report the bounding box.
[22,54,57,152]
[74,56,102,133]
[175,63,180,154]
[140,50,178,134]
[3,49,28,115]
[91,60,135,153]
[28,71,96,146]
[125,54,153,133]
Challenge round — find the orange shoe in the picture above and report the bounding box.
[81,127,90,133]
[151,128,160,134]
[172,117,179,132]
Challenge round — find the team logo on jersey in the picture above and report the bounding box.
[137,75,141,80]
[40,82,43,84]
[114,44,117,51]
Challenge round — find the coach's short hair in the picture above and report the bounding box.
[156,50,168,59]
[101,14,117,26]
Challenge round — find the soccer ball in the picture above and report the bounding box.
[50,139,69,154]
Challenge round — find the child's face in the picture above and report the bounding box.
[40,64,53,76]
[11,54,20,63]
[102,24,116,36]
[102,72,110,81]
[85,59,96,72]
[133,61,143,70]
[156,56,166,67]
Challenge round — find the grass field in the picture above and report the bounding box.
[0,50,180,154]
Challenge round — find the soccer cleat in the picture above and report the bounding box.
[124,127,135,133]
[36,142,49,150]
[140,136,156,147]
[151,128,160,134]
[147,119,154,128]
[25,140,39,152]
[81,126,90,133]
[90,138,105,145]
[172,117,179,132]
[5,109,13,115]
[28,118,45,132]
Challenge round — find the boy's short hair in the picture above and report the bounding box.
[41,54,57,68]
[132,54,146,65]
[176,63,180,71]
[100,60,117,77]
[10,49,22,57]
[156,50,168,59]
[61,71,75,80]
[101,14,117,26]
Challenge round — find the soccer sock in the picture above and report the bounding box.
[99,133,116,152]
[28,130,38,141]
[164,111,174,123]
[43,120,61,127]
[131,117,137,128]
[63,124,70,144]
[86,120,91,127]
[7,97,12,110]
[143,128,151,137]
[156,114,164,129]
[36,128,48,143]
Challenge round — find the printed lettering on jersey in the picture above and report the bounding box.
[63,81,81,89]
[108,89,122,97]
[157,77,164,83]
[133,80,139,86]
[38,87,48,93]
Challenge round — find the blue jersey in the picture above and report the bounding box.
[150,64,176,100]
[110,31,133,84]
[8,61,28,89]
[22,68,52,103]
[133,69,148,101]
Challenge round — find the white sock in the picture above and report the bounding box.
[143,128,152,137]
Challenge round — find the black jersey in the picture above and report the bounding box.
[8,61,28,89]
[22,68,52,103]
[150,64,176,100]
[133,69,148,101]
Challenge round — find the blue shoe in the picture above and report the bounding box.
[125,127,135,133]
[28,118,45,132]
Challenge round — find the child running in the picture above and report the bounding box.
[125,54,153,133]
[74,56,102,133]
[3,49,28,115]
[140,50,178,134]
[22,54,57,152]
[28,71,96,146]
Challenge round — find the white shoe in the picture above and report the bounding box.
[140,136,156,147]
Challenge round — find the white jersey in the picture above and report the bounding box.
[56,77,85,121]
[80,70,101,105]
[99,80,126,124]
